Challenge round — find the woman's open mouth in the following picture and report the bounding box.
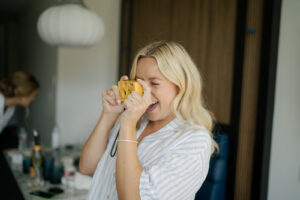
[147,101,158,112]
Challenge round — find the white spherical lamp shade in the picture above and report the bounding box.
[37,4,104,47]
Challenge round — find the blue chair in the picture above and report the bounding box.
[195,132,229,200]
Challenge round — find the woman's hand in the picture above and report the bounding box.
[120,79,152,126]
[102,76,128,117]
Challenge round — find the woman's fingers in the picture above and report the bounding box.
[137,79,152,103]
[102,74,129,107]
[120,75,129,81]
[103,94,115,106]
[124,92,138,105]
[129,91,140,99]
[137,79,150,95]
[112,85,121,105]
[106,89,114,98]
[103,89,116,105]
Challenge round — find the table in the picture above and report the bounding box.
[3,147,89,200]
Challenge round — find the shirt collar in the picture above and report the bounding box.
[137,117,183,141]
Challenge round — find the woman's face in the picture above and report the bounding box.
[20,90,38,107]
[136,57,178,122]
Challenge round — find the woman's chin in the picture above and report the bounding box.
[146,112,159,121]
[146,112,168,122]
[146,110,176,123]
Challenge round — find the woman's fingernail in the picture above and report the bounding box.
[117,100,121,105]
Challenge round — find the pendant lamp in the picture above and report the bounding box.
[37,0,104,47]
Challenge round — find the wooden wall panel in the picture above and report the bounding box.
[119,1,131,76]
[234,0,263,199]
[130,0,173,56]
[169,0,237,124]
[121,0,237,125]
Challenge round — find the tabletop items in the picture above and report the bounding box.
[5,139,91,199]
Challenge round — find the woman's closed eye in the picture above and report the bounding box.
[151,82,159,86]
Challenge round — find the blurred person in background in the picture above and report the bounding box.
[0,71,39,149]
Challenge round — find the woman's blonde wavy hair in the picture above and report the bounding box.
[129,41,218,154]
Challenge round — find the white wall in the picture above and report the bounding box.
[56,0,121,145]
[267,0,300,199]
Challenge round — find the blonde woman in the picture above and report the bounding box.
[80,41,218,200]
[0,71,39,134]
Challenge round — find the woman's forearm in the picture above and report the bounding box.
[79,112,119,175]
[116,124,142,200]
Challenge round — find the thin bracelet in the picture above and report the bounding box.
[117,139,138,144]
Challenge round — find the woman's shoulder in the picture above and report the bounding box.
[175,120,212,151]
[180,120,211,139]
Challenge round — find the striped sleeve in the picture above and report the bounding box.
[139,130,211,200]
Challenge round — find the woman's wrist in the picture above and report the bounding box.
[101,111,120,122]
[119,111,141,126]
[99,112,120,131]
[119,122,137,140]
[120,117,137,128]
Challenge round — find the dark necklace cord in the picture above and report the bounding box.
[110,130,119,157]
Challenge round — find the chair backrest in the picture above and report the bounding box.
[195,132,229,200]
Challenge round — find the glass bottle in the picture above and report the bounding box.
[50,149,63,184]
[30,129,44,187]
[51,122,60,150]
[18,127,27,152]
[32,145,42,183]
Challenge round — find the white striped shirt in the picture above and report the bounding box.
[86,117,211,200]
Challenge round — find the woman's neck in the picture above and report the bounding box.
[147,114,176,132]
